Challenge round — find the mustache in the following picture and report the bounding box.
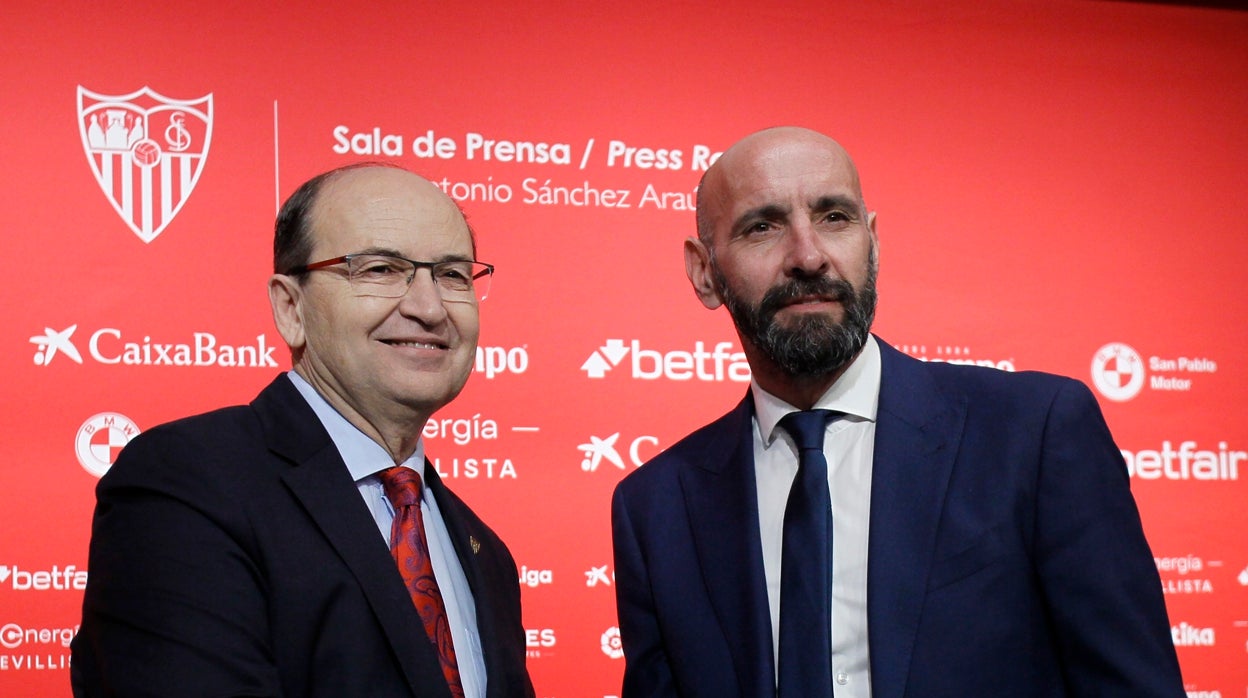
[757,276,856,317]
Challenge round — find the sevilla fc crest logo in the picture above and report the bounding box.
[77,86,213,243]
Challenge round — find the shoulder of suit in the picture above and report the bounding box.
[106,379,291,484]
[897,352,1090,414]
[129,402,259,451]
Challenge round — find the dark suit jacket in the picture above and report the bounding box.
[611,338,1183,697]
[72,376,534,698]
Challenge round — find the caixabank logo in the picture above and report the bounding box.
[1090,342,1219,402]
[30,324,278,368]
[581,339,749,381]
[578,432,660,472]
[78,86,213,243]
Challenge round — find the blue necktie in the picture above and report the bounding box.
[777,410,835,697]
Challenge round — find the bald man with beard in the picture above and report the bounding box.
[611,127,1183,698]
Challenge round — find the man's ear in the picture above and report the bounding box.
[268,274,306,352]
[684,236,723,310]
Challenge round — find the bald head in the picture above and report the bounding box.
[696,127,864,244]
[274,163,473,275]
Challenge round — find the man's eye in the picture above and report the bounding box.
[434,264,474,289]
[356,261,405,277]
[824,210,850,223]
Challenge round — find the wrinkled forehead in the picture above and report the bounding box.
[716,138,862,213]
[311,168,472,255]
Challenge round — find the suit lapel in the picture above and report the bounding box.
[866,341,966,698]
[253,377,450,698]
[680,397,776,697]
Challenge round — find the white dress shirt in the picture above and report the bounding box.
[752,335,880,697]
[288,372,486,698]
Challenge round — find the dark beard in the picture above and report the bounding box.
[715,258,877,378]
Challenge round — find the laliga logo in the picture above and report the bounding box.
[78,86,213,243]
[76,413,140,477]
[1090,342,1145,402]
[518,566,553,588]
[578,433,659,472]
[600,626,624,659]
[581,338,749,381]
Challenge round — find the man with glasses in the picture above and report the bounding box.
[72,163,535,698]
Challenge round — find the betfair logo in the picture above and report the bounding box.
[581,339,749,381]
[0,565,88,590]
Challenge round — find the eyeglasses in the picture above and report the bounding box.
[288,253,494,302]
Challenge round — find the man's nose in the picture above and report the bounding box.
[784,221,830,276]
[397,268,450,321]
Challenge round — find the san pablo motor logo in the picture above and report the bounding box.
[77,86,213,243]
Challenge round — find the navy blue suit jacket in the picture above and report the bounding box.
[72,376,534,698]
[611,338,1183,697]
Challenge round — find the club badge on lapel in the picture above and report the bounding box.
[470,536,480,554]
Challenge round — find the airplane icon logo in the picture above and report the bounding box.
[31,325,84,366]
[578,433,625,472]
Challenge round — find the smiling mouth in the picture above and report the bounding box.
[382,340,448,350]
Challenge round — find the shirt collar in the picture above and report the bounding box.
[751,334,882,445]
[286,371,425,481]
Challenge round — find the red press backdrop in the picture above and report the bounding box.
[2,1,1246,696]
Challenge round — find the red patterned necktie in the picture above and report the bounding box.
[379,466,464,697]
